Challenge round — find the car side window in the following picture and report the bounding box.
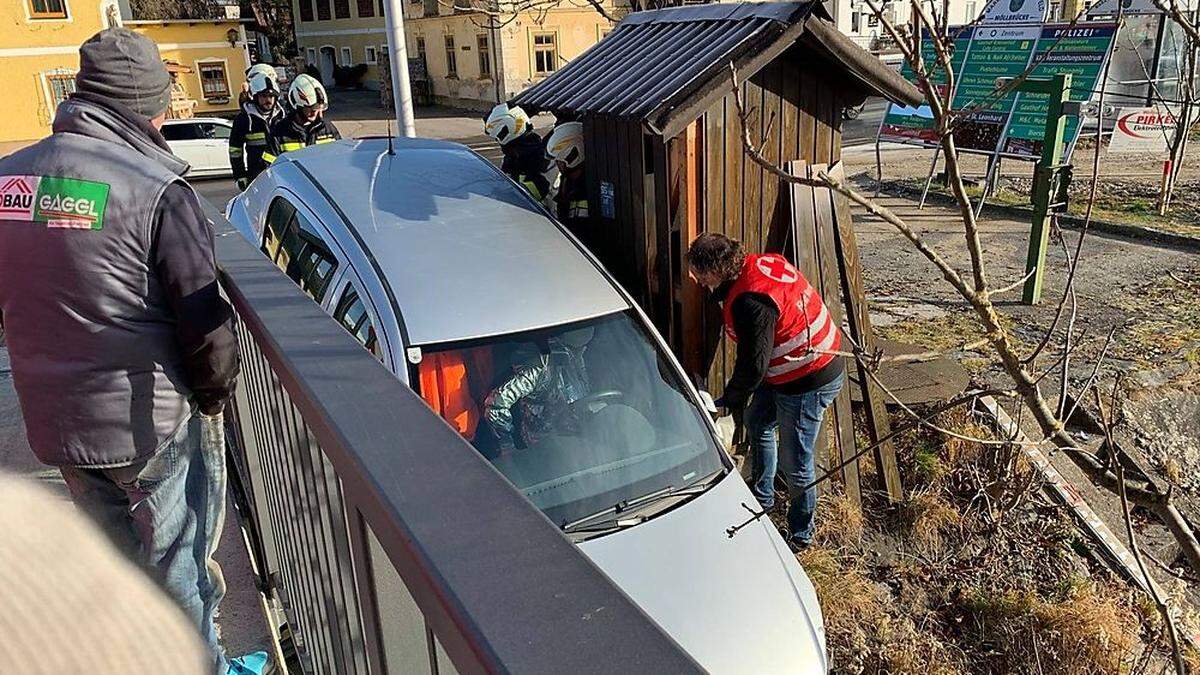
[261,197,338,303]
[334,284,383,361]
[161,124,198,141]
[200,122,232,140]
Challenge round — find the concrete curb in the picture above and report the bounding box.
[862,177,1200,253]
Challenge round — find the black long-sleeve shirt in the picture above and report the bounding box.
[151,183,240,414]
[714,281,842,411]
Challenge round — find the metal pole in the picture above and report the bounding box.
[918,145,941,209]
[384,0,417,137]
[874,136,883,198]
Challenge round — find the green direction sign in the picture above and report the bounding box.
[879,26,975,147]
[1000,23,1118,157]
[877,21,1118,162]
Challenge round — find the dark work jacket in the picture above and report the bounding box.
[500,130,551,200]
[713,280,842,411]
[229,100,283,182]
[0,94,238,467]
[266,115,341,161]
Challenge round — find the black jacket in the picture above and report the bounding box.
[714,281,842,411]
[500,130,551,200]
[266,115,341,160]
[228,101,283,182]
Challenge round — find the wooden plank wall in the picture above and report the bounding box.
[691,55,853,393]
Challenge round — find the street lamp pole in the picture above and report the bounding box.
[384,0,417,137]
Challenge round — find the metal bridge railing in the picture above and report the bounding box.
[207,205,702,675]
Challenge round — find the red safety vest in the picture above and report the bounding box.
[722,254,840,385]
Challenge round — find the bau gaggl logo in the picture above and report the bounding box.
[0,175,109,229]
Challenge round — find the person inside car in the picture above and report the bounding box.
[483,327,594,452]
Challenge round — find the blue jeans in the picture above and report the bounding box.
[60,412,229,674]
[746,372,845,544]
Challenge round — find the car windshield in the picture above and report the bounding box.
[416,311,724,527]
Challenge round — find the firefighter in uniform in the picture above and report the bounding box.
[228,72,283,190]
[484,103,552,202]
[263,74,340,164]
[545,121,589,239]
[238,63,278,106]
[686,233,845,551]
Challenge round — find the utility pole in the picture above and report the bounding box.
[384,0,417,137]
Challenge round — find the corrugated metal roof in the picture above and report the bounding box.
[515,2,814,127]
[513,1,922,133]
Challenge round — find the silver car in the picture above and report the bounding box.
[225,137,827,673]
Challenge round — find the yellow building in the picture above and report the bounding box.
[0,0,250,146]
[292,0,617,108]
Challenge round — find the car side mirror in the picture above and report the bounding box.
[697,390,718,414]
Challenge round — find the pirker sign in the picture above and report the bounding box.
[0,175,109,230]
[1108,107,1178,154]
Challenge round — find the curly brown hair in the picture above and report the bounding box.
[685,233,746,282]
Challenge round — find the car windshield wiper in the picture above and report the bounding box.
[561,468,728,534]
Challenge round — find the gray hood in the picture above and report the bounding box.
[54,93,190,177]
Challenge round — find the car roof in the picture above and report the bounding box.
[282,137,629,345]
[164,117,230,125]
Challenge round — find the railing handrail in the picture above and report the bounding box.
[207,202,703,674]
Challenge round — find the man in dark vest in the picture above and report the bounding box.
[0,28,265,674]
[686,233,845,551]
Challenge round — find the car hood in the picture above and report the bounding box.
[578,472,827,674]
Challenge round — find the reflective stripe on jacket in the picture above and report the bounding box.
[228,102,282,181]
[721,254,840,385]
[266,115,341,164]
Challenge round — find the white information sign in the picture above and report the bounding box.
[979,0,1048,24]
[1108,107,1177,154]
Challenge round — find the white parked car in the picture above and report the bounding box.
[162,117,233,178]
[225,137,828,673]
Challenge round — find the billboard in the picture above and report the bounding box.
[877,21,1118,161]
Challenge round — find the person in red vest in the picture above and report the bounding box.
[686,233,844,550]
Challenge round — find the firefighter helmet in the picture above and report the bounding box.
[546,122,584,169]
[484,102,530,146]
[288,73,328,111]
[248,72,279,97]
[245,63,278,83]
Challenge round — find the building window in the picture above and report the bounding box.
[415,36,426,62]
[334,0,350,18]
[444,34,457,78]
[965,0,977,20]
[198,62,230,101]
[340,46,352,65]
[365,45,378,64]
[477,34,491,78]
[28,0,68,19]
[424,0,437,17]
[45,70,76,109]
[851,10,861,32]
[306,47,317,66]
[357,0,374,16]
[533,32,558,76]
[298,0,314,21]
[316,0,331,21]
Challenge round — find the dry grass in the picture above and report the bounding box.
[958,583,1142,673]
[798,408,1163,674]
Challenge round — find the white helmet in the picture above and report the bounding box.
[288,73,328,111]
[485,102,530,146]
[546,121,584,169]
[246,63,278,83]
[247,72,279,97]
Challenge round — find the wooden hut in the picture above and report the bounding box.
[513,1,921,393]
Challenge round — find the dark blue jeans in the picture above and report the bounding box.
[60,412,229,673]
[746,372,845,544]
